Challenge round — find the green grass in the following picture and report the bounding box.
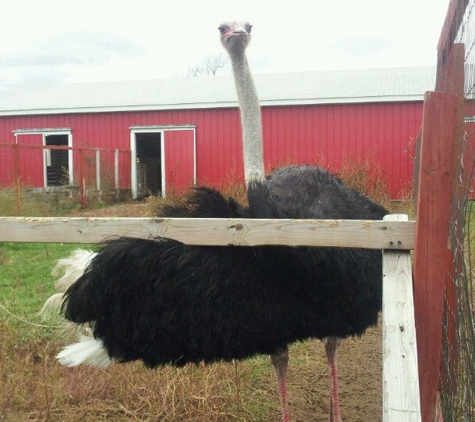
[0,242,93,318]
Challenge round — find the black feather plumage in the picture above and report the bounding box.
[61,169,387,368]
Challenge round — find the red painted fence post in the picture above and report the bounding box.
[438,43,465,404]
[413,91,458,421]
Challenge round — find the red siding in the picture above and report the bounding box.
[0,102,424,198]
[163,130,195,195]
[262,102,422,197]
[16,134,44,186]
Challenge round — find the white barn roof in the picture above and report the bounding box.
[0,67,436,116]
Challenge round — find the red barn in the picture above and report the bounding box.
[0,67,435,199]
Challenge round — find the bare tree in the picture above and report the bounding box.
[187,53,226,77]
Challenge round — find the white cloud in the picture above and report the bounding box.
[0,30,144,89]
[330,39,393,56]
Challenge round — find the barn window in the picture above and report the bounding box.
[12,128,73,188]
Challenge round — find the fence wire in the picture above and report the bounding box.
[440,0,475,420]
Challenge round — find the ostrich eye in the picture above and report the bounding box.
[245,24,253,33]
[218,26,228,35]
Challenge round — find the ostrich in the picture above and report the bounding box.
[219,21,387,421]
[52,21,387,422]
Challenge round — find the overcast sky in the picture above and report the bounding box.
[0,0,449,92]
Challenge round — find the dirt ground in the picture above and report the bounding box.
[286,323,382,422]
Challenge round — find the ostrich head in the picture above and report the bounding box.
[219,21,252,56]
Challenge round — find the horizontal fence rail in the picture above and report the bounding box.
[0,216,416,249]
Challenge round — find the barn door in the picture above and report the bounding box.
[45,134,70,186]
[135,132,162,198]
[163,129,195,196]
[15,134,44,187]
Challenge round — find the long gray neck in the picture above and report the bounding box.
[230,54,265,185]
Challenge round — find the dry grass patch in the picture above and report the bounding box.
[0,320,282,421]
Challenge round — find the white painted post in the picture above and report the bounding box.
[382,214,421,421]
[114,149,119,190]
[95,150,101,191]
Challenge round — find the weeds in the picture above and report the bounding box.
[337,158,390,205]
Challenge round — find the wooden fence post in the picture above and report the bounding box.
[413,91,457,421]
[114,149,119,190]
[438,43,465,404]
[383,214,421,421]
[78,147,87,208]
[12,143,22,213]
[95,150,101,191]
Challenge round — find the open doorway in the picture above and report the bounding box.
[45,134,69,186]
[131,126,196,199]
[135,132,162,198]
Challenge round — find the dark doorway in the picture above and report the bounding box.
[45,134,69,186]
[136,132,162,197]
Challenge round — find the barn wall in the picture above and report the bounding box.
[0,101,423,198]
[262,102,423,197]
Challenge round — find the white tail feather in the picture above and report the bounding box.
[52,249,97,291]
[41,249,97,317]
[40,293,65,317]
[57,336,113,368]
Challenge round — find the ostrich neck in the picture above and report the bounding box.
[230,53,276,218]
[230,55,265,185]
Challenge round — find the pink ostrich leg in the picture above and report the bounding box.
[270,349,291,422]
[324,337,342,422]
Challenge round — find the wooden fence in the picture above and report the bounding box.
[0,214,421,421]
[0,143,131,208]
